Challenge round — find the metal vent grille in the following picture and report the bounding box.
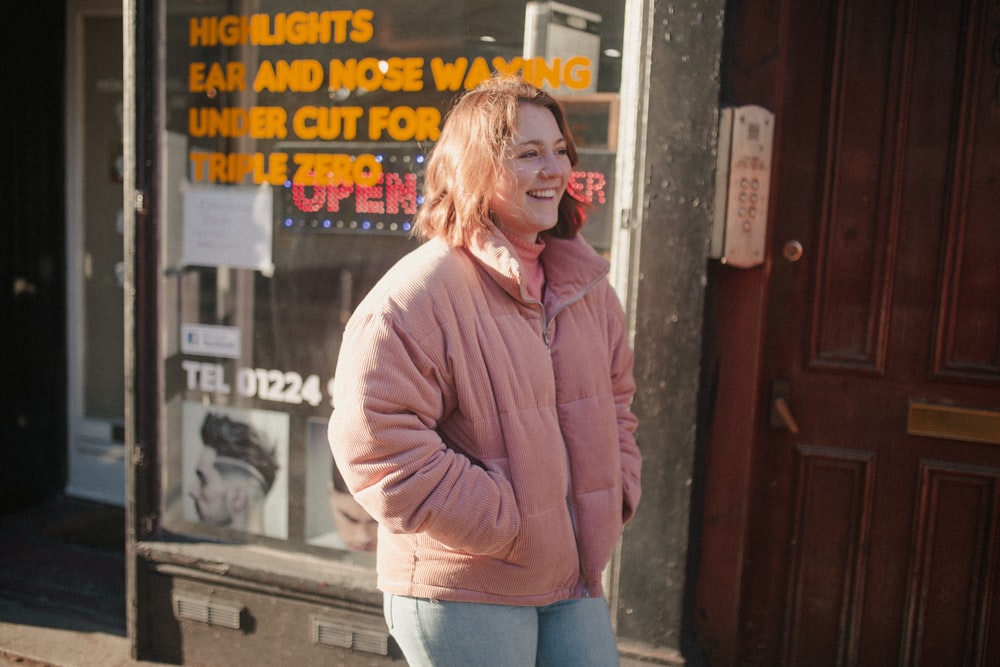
[173,594,243,631]
[312,617,389,655]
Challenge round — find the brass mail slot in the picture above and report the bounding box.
[908,402,1000,446]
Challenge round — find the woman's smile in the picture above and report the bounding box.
[490,102,572,242]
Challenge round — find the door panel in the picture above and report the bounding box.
[782,446,874,665]
[702,0,1000,663]
[902,462,1000,665]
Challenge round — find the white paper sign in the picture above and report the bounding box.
[181,184,273,271]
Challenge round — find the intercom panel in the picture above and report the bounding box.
[711,105,775,268]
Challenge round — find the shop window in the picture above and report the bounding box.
[159,0,624,567]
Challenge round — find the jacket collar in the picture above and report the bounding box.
[466,221,609,307]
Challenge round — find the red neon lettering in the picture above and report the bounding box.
[384,173,418,214]
[355,179,384,214]
[569,171,607,205]
[292,181,325,212]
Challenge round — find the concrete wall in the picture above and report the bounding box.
[612,0,724,661]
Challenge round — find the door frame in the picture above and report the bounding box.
[65,0,126,505]
[692,0,790,662]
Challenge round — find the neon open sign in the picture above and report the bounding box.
[277,149,612,236]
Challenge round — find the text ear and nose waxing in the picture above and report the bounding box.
[185,9,597,187]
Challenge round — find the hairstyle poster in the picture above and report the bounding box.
[181,401,290,539]
[306,418,378,556]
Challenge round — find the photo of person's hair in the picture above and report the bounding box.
[200,412,279,493]
[183,403,289,539]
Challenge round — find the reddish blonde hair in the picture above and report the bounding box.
[412,76,585,246]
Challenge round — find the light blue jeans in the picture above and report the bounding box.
[384,593,620,666]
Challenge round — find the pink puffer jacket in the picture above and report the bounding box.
[328,225,641,606]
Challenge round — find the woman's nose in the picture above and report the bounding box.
[537,154,561,178]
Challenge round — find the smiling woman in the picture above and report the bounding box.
[328,75,640,666]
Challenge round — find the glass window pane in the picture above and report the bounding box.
[159,0,624,568]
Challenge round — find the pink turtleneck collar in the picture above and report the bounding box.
[502,231,546,302]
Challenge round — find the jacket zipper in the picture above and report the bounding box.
[539,270,608,350]
[514,253,608,593]
[536,272,607,598]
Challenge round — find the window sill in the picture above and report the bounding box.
[135,539,380,609]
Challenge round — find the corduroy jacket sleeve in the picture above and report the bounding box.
[328,308,521,556]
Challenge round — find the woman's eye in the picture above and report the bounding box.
[514,145,569,162]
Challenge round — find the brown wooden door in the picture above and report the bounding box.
[699,0,1000,664]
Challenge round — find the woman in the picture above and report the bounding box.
[328,75,641,666]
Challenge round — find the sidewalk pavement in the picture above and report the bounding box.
[0,496,664,667]
[0,495,163,667]
[0,599,157,667]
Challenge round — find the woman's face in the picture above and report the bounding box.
[489,102,572,243]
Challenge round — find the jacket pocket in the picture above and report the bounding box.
[501,503,578,588]
[425,455,520,559]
